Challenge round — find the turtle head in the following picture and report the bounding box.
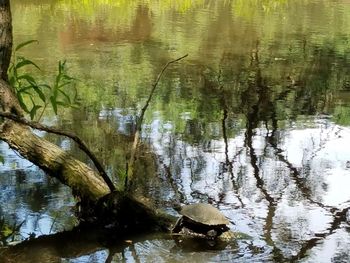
[206,229,218,240]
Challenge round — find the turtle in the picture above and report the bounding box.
[172,203,230,240]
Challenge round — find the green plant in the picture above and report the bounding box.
[8,40,80,120]
[0,217,24,246]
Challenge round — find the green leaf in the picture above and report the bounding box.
[0,155,4,165]
[58,82,72,89]
[59,60,67,74]
[56,101,68,106]
[17,93,30,113]
[32,86,46,102]
[58,89,71,104]
[17,74,36,85]
[8,63,14,72]
[54,75,61,89]
[53,86,58,99]
[39,84,52,90]
[30,105,42,120]
[9,76,15,87]
[9,52,79,117]
[15,58,40,70]
[2,225,13,238]
[29,95,36,106]
[15,40,38,51]
[63,74,77,81]
[18,85,34,93]
[50,96,58,115]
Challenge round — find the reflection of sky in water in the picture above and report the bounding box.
[146,116,350,205]
[0,142,35,172]
[305,228,350,263]
[285,125,350,206]
[1,112,350,261]
[141,115,350,260]
[5,0,350,260]
[63,250,108,263]
[0,141,76,239]
[99,108,137,136]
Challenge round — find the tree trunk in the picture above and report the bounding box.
[0,0,12,81]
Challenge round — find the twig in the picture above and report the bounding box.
[0,111,116,192]
[126,54,188,187]
[137,54,188,132]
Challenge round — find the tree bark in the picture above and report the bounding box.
[0,0,12,81]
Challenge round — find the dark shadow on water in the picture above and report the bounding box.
[0,224,145,263]
[171,235,238,252]
[0,224,247,263]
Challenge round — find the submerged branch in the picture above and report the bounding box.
[0,111,116,192]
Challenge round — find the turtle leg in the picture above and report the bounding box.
[172,217,183,233]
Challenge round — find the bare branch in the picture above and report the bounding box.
[126,54,188,188]
[138,54,188,131]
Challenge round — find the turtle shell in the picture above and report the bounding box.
[180,203,229,226]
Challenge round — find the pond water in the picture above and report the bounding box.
[1,0,350,262]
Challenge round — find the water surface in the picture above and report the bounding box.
[1,0,350,262]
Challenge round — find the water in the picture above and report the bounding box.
[1,0,350,262]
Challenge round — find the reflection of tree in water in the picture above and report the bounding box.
[228,42,350,260]
[156,38,350,260]
[83,36,350,261]
[1,1,350,262]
